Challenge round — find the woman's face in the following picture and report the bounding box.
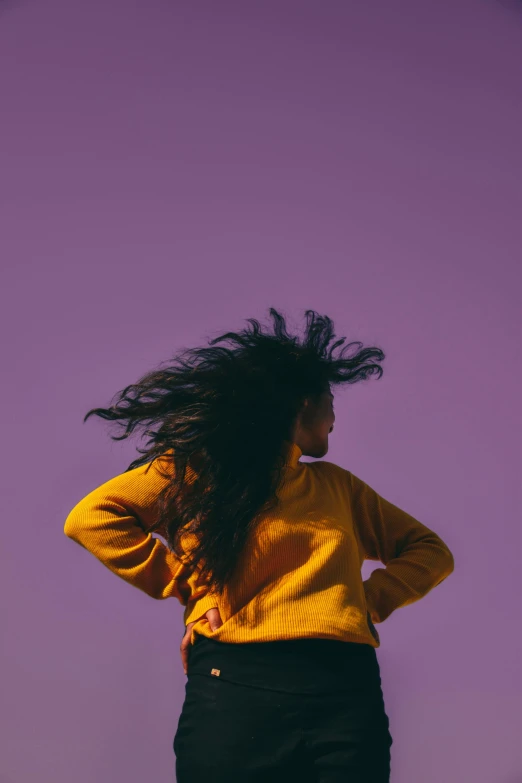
[292,389,335,459]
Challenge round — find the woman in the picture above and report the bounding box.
[64,308,454,782]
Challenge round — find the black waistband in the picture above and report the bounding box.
[187,636,380,694]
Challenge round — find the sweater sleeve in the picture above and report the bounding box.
[348,470,455,623]
[63,452,212,604]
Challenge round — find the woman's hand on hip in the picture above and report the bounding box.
[180,607,223,675]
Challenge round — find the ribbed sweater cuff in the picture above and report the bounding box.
[184,592,220,625]
[363,579,380,624]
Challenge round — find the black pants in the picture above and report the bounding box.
[173,636,393,782]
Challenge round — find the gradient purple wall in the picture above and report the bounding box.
[1,1,520,781]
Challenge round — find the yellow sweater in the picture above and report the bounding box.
[64,442,454,648]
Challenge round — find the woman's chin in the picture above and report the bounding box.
[311,441,329,459]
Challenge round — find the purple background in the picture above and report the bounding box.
[1,1,520,781]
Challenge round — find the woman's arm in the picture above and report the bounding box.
[63,454,198,603]
[348,470,455,624]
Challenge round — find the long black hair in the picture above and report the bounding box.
[83,308,385,595]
